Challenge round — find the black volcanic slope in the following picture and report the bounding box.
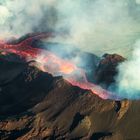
[0,55,140,140]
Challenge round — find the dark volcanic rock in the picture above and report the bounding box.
[95,53,125,87]
[0,55,140,140]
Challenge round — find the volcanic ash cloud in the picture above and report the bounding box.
[0,0,140,57]
[114,40,140,99]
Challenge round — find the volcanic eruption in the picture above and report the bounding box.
[1,0,140,139]
[0,32,118,100]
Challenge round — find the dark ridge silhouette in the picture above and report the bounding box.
[90,132,112,140]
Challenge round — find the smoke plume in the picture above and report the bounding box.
[0,0,140,56]
[113,40,140,99]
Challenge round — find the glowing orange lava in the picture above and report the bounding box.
[0,33,116,99]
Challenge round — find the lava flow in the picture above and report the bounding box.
[0,33,116,99]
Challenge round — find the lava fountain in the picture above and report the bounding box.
[0,33,117,100]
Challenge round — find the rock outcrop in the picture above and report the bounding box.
[0,56,139,140]
[95,53,125,87]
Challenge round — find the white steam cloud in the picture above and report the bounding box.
[0,0,140,56]
[0,0,58,37]
[115,40,140,99]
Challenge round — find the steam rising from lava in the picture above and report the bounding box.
[0,33,115,99]
[111,40,140,99]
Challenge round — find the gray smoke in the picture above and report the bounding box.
[0,0,140,57]
[0,0,57,37]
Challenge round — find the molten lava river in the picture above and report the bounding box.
[0,33,117,100]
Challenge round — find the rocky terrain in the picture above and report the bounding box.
[0,52,140,140]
